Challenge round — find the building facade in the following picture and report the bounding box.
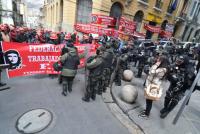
[43,0,183,40]
[181,0,200,42]
[0,0,26,26]
[0,0,14,25]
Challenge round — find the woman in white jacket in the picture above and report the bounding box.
[138,56,169,119]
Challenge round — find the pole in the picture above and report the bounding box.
[173,69,200,125]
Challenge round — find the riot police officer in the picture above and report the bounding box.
[82,48,105,102]
[136,50,147,78]
[160,55,195,118]
[100,43,114,94]
[114,46,129,86]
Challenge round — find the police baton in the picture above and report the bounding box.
[173,69,200,125]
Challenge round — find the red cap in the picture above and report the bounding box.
[64,33,71,40]
[50,32,58,40]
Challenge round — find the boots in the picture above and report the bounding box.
[160,97,171,114]
[160,99,178,119]
[82,94,90,102]
[68,81,73,93]
[62,84,67,96]
[0,82,6,87]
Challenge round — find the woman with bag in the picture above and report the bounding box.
[138,56,169,119]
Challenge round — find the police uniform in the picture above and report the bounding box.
[160,55,195,118]
[100,43,114,93]
[82,53,105,102]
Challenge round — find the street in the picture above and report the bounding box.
[0,70,130,134]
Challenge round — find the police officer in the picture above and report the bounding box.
[114,46,129,86]
[60,48,80,96]
[160,55,195,118]
[100,43,114,94]
[82,48,105,102]
[136,50,147,78]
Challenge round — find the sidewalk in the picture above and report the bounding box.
[111,73,200,134]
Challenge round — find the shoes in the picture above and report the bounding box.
[91,96,96,101]
[68,89,72,93]
[82,97,90,102]
[160,111,169,119]
[138,110,149,119]
[160,108,168,114]
[0,83,6,87]
[135,75,141,78]
[62,91,67,96]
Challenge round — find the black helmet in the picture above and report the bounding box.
[175,55,189,67]
[121,46,128,53]
[105,42,111,49]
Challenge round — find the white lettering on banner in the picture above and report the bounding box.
[40,64,47,69]
[28,56,59,62]
[29,45,63,52]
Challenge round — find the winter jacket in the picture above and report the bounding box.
[61,49,80,77]
[145,64,167,94]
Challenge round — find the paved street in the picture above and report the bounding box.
[111,66,200,134]
[0,70,130,134]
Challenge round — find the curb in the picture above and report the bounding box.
[102,87,144,134]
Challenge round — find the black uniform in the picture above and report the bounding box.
[160,55,195,118]
[136,50,147,78]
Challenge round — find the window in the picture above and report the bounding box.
[167,0,178,14]
[155,0,163,9]
[190,1,197,16]
[76,0,92,24]
[141,0,148,2]
[110,2,123,18]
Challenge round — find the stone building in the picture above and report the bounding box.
[43,0,184,40]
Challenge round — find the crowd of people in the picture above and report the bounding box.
[0,24,95,45]
[1,23,200,121]
[58,32,200,120]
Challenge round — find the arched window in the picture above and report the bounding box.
[187,28,194,41]
[182,25,189,41]
[134,10,144,32]
[76,0,93,24]
[110,2,123,18]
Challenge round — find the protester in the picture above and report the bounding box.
[138,56,169,119]
[60,47,80,96]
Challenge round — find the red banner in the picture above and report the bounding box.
[91,14,116,26]
[144,23,161,33]
[160,30,173,38]
[1,42,97,78]
[119,17,136,34]
[133,31,146,39]
[74,24,114,36]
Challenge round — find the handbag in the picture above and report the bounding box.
[144,84,162,101]
[53,61,63,71]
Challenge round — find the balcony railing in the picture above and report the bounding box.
[137,0,149,6]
